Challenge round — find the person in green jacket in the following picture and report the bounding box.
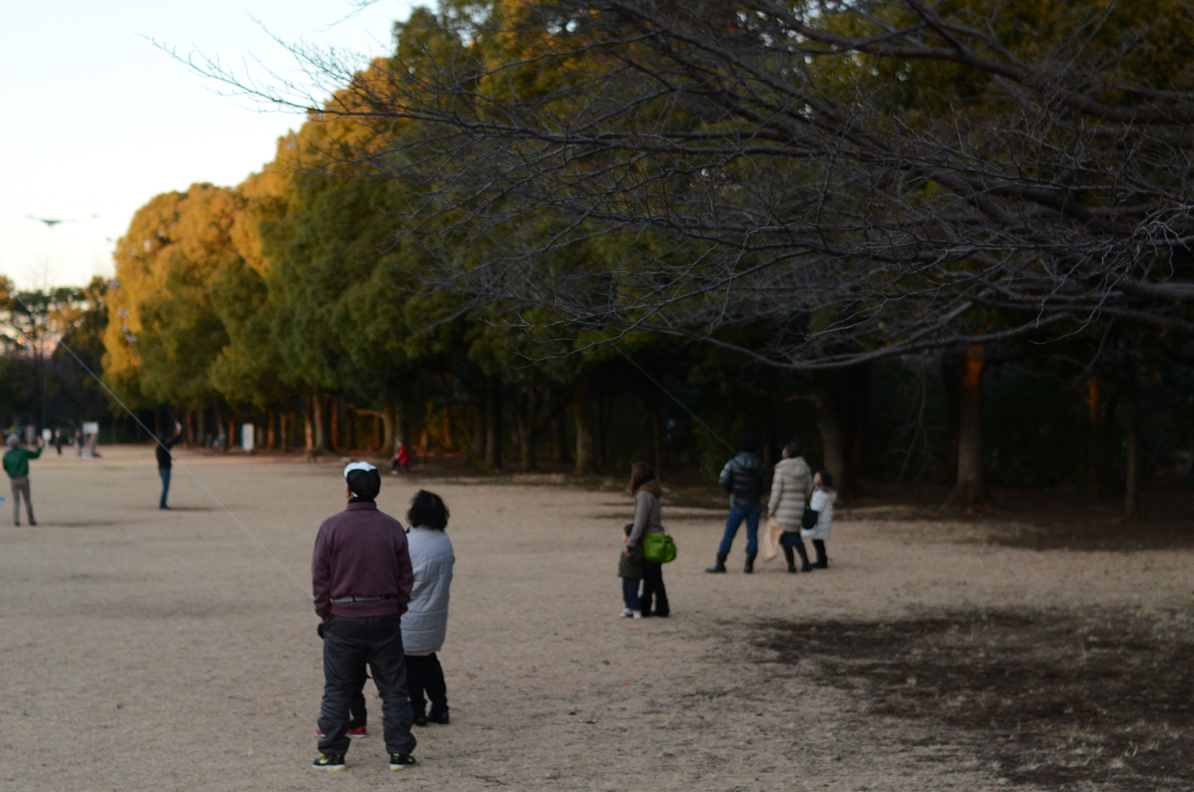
[4,434,43,526]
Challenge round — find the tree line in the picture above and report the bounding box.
[5,1,1192,517]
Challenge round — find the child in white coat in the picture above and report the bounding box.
[800,471,836,570]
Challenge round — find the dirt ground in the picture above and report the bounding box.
[0,446,1189,791]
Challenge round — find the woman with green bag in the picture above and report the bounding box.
[626,462,671,617]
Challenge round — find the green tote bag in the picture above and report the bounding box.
[642,531,677,564]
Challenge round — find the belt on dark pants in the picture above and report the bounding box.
[330,594,397,604]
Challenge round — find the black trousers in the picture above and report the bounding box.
[318,614,416,756]
[348,687,367,729]
[641,562,669,616]
[406,653,448,717]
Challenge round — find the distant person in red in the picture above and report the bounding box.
[390,441,411,475]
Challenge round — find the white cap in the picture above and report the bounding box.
[343,461,382,500]
[343,461,377,478]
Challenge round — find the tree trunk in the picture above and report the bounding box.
[380,404,402,456]
[305,391,323,453]
[329,398,341,453]
[420,401,432,459]
[470,398,486,462]
[304,396,314,452]
[553,413,571,466]
[595,390,611,471]
[197,408,207,448]
[318,393,333,452]
[813,373,849,496]
[266,410,277,450]
[849,364,872,481]
[1086,376,1106,498]
[515,388,538,471]
[763,397,777,467]
[573,377,596,475]
[952,347,986,506]
[345,403,356,452]
[484,377,503,471]
[1123,376,1141,521]
[649,398,665,480]
[213,404,226,450]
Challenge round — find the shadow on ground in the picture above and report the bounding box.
[842,484,1194,551]
[761,609,1194,791]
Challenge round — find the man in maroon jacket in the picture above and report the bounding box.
[311,462,417,772]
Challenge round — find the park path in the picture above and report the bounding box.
[0,447,1185,791]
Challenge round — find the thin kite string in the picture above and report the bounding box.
[9,295,311,599]
[618,348,736,453]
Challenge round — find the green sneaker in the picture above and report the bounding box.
[312,753,346,771]
[389,753,416,771]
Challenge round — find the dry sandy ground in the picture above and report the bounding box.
[0,446,1188,792]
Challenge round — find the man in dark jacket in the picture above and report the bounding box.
[706,436,772,574]
[156,423,181,510]
[311,461,417,772]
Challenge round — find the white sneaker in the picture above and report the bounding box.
[619,608,634,618]
[632,610,642,619]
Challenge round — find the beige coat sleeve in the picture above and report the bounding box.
[767,470,783,515]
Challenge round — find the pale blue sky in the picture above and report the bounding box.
[1,1,419,290]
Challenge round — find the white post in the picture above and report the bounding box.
[242,423,255,453]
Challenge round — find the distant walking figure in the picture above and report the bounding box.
[156,423,182,509]
[707,436,771,574]
[4,434,43,526]
[626,461,669,616]
[768,441,814,572]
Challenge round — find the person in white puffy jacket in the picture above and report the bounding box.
[401,490,456,726]
[768,441,814,572]
[800,471,836,569]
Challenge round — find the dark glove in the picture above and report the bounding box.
[316,620,326,640]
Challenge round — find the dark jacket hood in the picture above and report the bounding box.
[734,452,764,471]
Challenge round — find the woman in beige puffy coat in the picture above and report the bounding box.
[767,442,813,572]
